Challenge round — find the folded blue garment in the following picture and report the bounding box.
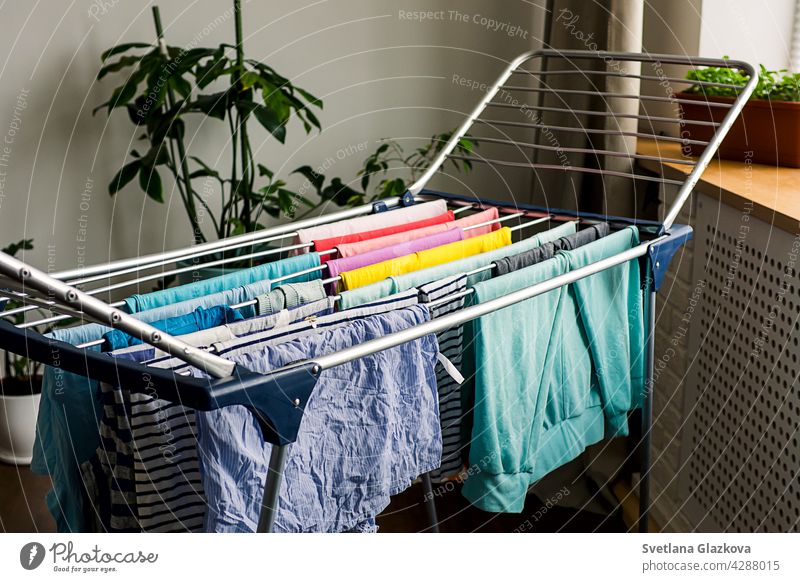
[101,305,244,351]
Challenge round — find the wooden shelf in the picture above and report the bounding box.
[637,139,800,233]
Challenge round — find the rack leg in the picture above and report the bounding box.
[257,445,288,533]
[421,473,440,533]
[638,289,656,533]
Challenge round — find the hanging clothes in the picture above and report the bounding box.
[334,207,500,257]
[460,225,645,513]
[461,256,570,512]
[101,305,244,351]
[32,279,264,534]
[417,274,469,480]
[311,208,456,252]
[561,225,646,436]
[325,229,464,283]
[33,252,320,532]
[493,223,611,275]
[190,305,441,532]
[255,279,327,316]
[294,200,448,252]
[339,227,512,290]
[337,220,577,309]
[81,298,338,533]
[123,252,322,313]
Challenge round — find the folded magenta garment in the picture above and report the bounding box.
[325,228,464,282]
[122,252,321,313]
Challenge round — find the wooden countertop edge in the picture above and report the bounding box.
[638,158,799,235]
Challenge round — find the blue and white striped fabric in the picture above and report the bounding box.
[418,274,468,480]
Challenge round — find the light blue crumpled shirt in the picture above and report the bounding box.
[191,304,442,532]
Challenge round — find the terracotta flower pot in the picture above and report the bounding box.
[678,91,800,167]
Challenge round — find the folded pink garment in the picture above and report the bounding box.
[336,207,500,258]
[293,200,448,253]
[326,228,465,282]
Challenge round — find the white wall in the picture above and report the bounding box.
[699,0,795,69]
[0,0,544,273]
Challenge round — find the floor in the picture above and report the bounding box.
[1,457,630,533]
[0,462,55,532]
[377,481,628,533]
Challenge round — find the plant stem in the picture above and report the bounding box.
[233,0,252,232]
[152,6,205,245]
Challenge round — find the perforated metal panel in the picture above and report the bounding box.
[679,195,800,532]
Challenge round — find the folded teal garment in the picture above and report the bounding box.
[337,222,577,310]
[32,276,277,532]
[123,252,321,313]
[101,305,244,351]
[559,225,645,436]
[461,256,569,512]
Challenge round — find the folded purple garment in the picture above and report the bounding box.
[325,228,464,281]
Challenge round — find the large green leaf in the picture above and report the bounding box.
[192,92,229,120]
[108,160,141,195]
[139,144,170,168]
[100,42,152,62]
[295,87,323,109]
[138,166,163,203]
[292,165,324,192]
[97,55,143,80]
[250,103,286,142]
[190,157,221,179]
[194,47,229,89]
[169,75,192,99]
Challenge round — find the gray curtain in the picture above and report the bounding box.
[529,0,643,218]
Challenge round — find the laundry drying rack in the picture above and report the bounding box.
[0,50,755,533]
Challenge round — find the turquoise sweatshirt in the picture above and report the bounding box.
[462,226,645,512]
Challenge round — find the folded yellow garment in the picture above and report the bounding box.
[340,227,512,290]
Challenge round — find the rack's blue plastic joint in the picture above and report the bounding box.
[372,200,388,213]
[209,363,321,446]
[648,224,693,291]
[401,191,415,206]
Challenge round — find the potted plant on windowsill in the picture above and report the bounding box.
[0,239,44,465]
[678,60,800,167]
[98,3,478,284]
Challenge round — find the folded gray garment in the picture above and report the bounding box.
[493,223,610,275]
[256,279,327,315]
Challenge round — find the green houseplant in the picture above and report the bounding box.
[0,239,44,465]
[97,2,478,275]
[679,60,800,166]
[97,2,323,247]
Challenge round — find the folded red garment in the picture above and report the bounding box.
[312,210,455,252]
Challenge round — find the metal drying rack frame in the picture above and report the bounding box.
[0,49,756,533]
